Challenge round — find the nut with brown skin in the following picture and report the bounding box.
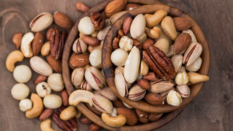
[46,54,62,73]
[123,17,133,34]
[113,99,125,108]
[61,89,69,106]
[105,0,127,17]
[133,39,142,49]
[89,123,101,131]
[69,53,90,69]
[173,17,193,31]
[142,38,155,50]
[142,72,159,82]
[35,75,48,85]
[90,11,106,31]
[76,2,90,12]
[53,11,73,29]
[80,116,92,125]
[117,107,138,126]
[137,79,150,90]
[46,28,54,40]
[144,92,164,105]
[148,113,163,122]
[81,35,100,47]
[112,37,120,50]
[135,109,149,124]
[39,109,53,121]
[173,33,191,55]
[52,112,70,131]
[12,33,22,49]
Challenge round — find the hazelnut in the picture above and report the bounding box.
[166,90,182,106]
[175,72,189,85]
[13,65,32,83]
[11,83,30,100]
[19,99,32,112]
[36,82,51,98]
[111,49,128,67]
[119,36,133,51]
[47,73,64,92]
[90,49,102,68]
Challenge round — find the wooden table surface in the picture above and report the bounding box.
[0,0,231,131]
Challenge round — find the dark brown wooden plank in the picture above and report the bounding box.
[0,0,232,131]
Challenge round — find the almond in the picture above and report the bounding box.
[123,17,133,34]
[135,109,149,124]
[173,17,193,31]
[105,0,127,17]
[12,33,22,49]
[88,123,101,131]
[69,53,90,69]
[144,93,164,105]
[39,109,53,121]
[173,33,191,55]
[117,107,138,126]
[148,113,163,122]
[76,2,90,13]
[142,38,155,50]
[137,79,150,90]
[46,54,62,73]
[81,35,100,47]
[34,75,48,85]
[61,89,69,106]
[32,32,44,56]
[53,11,73,29]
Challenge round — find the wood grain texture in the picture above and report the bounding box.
[0,0,232,131]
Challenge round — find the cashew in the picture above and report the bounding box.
[40,119,56,131]
[69,90,94,106]
[41,41,50,56]
[101,113,126,127]
[60,106,77,120]
[21,32,34,58]
[6,50,24,72]
[26,93,44,119]
[145,27,161,39]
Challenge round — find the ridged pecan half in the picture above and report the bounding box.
[90,11,106,30]
[143,46,176,80]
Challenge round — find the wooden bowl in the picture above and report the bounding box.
[62,0,186,130]
[102,3,210,113]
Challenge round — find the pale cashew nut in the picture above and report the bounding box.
[69,90,94,106]
[101,113,127,127]
[60,106,77,120]
[40,119,56,131]
[21,32,34,58]
[26,93,44,119]
[6,50,24,72]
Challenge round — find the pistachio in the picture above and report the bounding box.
[119,36,133,51]
[85,66,106,90]
[150,80,174,93]
[80,80,92,91]
[140,60,149,76]
[154,38,170,55]
[72,38,87,54]
[161,16,178,40]
[183,42,203,66]
[171,55,183,72]
[128,84,146,101]
[166,90,182,106]
[71,68,84,88]
[175,72,189,85]
[187,72,209,84]
[177,85,190,98]
[30,56,53,76]
[111,49,128,67]
[92,94,113,113]
[183,29,197,43]
[186,57,202,72]
[124,46,140,83]
[130,14,146,39]
[115,69,128,97]
[97,26,111,41]
[98,87,117,101]
[30,12,53,32]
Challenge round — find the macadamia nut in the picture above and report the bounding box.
[36,82,51,97]
[78,16,95,35]
[19,99,32,112]
[11,83,30,100]
[13,65,32,83]
[90,49,102,68]
[43,94,62,109]
[111,49,128,67]
[48,73,64,92]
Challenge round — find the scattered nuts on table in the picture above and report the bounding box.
[13,65,32,83]
[43,94,62,109]
[47,73,64,92]
[36,82,51,97]
[11,83,30,100]
[30,12,53,32]
[19,99,32,112]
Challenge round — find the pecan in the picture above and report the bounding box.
[52,112,70,131]
[143,46,176,80]
[90,11,106,30]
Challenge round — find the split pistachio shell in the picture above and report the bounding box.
[177,85,190,98]
[183,29,197,43]
[167,90,182,106]
[21,32,34,58]
[171,55,183,72]
[115,70,128,97]
[72,38,87,54]
[90,49,102,68]
[124,46,140,83]
[69,90,94,106]
[85,66,106,90]
[71,68,84,88]
[30,12,53,32]
[183,42,203,66]
[186,57,202,72]
[98,87,117,101]
[111,49,128,67]
[130,14,146,39]
[30,56,53,76]
[187,72,209,84]
[80,80,92,91]
[175,72,189,85]
[92,94,113,113]
[78,16,95,35]
[150,80,174,93]
[140,60,149,76]
[128,84,146,101]
[161,16,178,40]
[154,38,169,55]
[119,36,133,51]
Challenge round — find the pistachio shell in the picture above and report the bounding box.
[171,55,183,72]
[85,67,106,90]
[183,29,197,43]
[183,42,203,66]
[92,94,113,113]
[124,46,140,83]
[30,56,52,76]
[150,80,174,93]
[98,87,117,101]
[176,85,190,98]
[72,38,87,54]
[71,68,84,88]
[80,80,92,91]
[128,84,146,101]
[187,72,209,84]
[30,12,53,32]
[115,71,128,97]
[185,57,202,72]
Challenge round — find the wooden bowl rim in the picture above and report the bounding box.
[102,4,210,113]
